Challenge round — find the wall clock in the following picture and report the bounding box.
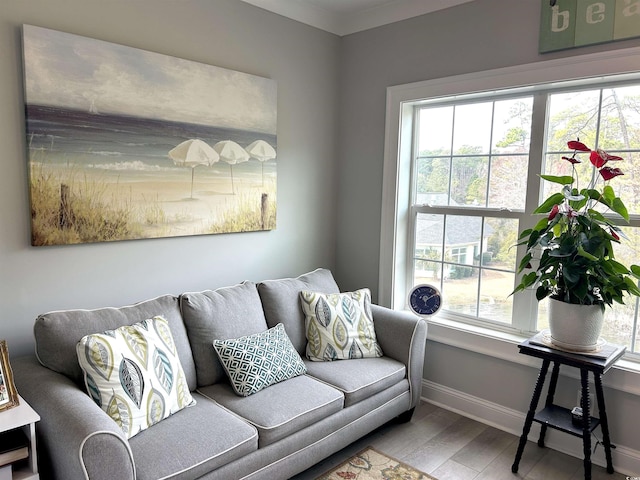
[408,284,442,317]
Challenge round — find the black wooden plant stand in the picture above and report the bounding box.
[511,337,625,480]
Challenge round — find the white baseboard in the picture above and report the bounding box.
[422,379,640,477]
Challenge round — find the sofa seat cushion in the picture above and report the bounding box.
[129,392,258,480]
[180,282,269,387]
[304,357,406,407]
[198,375,344,448]
[257,269,340,353]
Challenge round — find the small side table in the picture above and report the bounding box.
[511,336,625,480]
[0,395,40,480]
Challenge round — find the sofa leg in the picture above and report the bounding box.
[396,408,415,423]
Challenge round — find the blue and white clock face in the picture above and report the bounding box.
[409,284,442,317]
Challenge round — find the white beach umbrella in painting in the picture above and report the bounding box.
[245,140,276,186]
[213,140,250,194]
[168,139,219,198]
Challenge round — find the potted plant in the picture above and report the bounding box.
[511,139,640,350]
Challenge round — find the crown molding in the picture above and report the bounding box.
[240,0,476,36]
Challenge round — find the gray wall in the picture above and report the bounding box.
[0,0,340,356]
[336,0,640,468]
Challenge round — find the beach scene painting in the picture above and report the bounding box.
[22,25,277,246]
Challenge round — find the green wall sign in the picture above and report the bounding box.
[539,0,640,53]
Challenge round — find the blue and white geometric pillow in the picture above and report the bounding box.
[76,316,195,439]
[213,323,307,397]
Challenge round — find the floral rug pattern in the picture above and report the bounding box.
[316,447,434,480]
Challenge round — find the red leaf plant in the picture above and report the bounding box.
[511,139,640,309]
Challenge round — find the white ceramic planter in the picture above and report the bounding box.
[548,298,604,351]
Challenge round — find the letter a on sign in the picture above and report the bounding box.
[615,0,640,39]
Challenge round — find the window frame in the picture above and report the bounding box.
[380,46,640,339]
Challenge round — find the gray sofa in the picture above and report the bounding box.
[13,269,427,480]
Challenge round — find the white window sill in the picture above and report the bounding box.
[424,312,640,397]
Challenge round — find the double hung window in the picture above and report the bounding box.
[381,48,640,355]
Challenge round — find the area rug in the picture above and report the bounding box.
[315,447,435,480]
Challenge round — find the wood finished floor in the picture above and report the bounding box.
[291,402,628,480]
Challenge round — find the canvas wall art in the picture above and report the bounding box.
[22,25,277,246]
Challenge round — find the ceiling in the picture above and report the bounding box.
[240,0,476,36]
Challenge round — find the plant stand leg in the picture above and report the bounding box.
[581,369,592,480]
[594,373,614,474]
[512,359,550,473]
[538,361,560,447]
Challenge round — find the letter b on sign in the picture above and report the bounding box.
[540,0,577,52]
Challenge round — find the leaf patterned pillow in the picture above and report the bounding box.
[300,289,383,362]
[76,316,195,439]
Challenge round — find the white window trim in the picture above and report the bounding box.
[380,46,640,381]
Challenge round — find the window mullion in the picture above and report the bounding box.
[510,92,549,333]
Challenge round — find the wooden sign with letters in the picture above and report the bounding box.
[540,0,640,52]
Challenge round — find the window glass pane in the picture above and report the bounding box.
[443,267,479,316]
[483,217,518,270]
[479,217,518,324]
[488,155,528,209]
[444,215,481,258]
[547,90,600,150]
[414,213,444,286]
[541,151,593,200]
[609,151,640,215]
[545,89,640,216]
[419,106,453,155]
[442,215,481,315]
[415,213,444,256]
[492,97,533,153]
[451,156,488,206]
[604,226,640,350]
[479,271,514,323]
[598,86,640,149]
[453,103,492,155]
[415,158,450,205]
[607,302,637,351]
[537,298,549,331]
[413,260,442,286]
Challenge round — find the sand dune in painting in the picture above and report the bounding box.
[30,156,276,246]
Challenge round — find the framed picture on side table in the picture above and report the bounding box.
[0,340,19,411]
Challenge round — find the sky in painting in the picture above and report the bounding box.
[22,25,277,134]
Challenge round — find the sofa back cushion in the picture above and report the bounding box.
[34,294,197,391]
[257,269,340,353]
[179,281,268,387]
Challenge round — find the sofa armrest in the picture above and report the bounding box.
[12,356,135,480]
[371,305,427,409]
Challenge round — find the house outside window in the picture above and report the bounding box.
[380,47,640,357]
